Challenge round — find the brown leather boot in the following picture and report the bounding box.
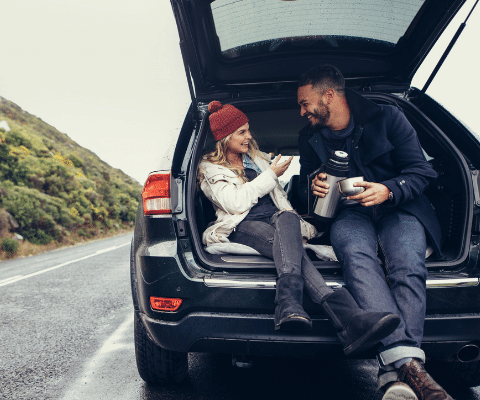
[398,359,455,400]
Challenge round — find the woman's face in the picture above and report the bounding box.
[226,123,252,155]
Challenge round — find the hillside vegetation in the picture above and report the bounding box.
[0,96,142,259]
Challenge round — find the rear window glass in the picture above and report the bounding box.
[211,0,425,59]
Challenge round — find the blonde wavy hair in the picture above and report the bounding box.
[199,132,266,183]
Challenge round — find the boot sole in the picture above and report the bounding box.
[343,314,401,357]
[382,383,418,400]
[275,315,312,333]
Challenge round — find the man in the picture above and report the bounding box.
[297,65,453,400]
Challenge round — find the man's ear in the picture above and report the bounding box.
[323,88,335,104]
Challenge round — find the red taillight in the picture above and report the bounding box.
[150,297,183,311]
[142,172,171,215]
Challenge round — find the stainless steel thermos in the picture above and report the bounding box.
[308,151,349,221]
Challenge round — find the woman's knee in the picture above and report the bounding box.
[271,210,301,231]
[272,210,299,223]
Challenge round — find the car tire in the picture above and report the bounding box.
[130,240,139,311]
[426,359,480,389]
[134,312,189,386]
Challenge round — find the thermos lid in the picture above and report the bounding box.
[325,151,349,175]
[333,151,348,158]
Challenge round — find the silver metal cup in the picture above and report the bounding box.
[337,176,365,197]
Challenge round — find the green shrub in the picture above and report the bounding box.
[0,142,20,183]
[68,154,84,168]
[1,185,76,244]
[82,213,92,225]
[5,130,32,148]
[27,229,54,245]
[1,238,20,257]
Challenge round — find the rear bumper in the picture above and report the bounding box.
[140,311,480,360]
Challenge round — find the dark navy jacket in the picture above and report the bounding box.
[298,89,442,254]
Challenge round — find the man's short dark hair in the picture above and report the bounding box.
[298,65,345,96]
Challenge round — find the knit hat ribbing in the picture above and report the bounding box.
[208,100,249,141]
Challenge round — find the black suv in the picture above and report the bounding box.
[131,0,480,388]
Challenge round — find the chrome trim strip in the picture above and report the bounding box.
[203,276,479,289]
[220,255,272,263]
[203,275,343,289]
[203,277,276,289]
[426,278,479,288]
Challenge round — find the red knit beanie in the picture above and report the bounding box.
[208,100,249,141]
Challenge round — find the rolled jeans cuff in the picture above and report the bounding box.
[378,346,425,368]
[378,370,399,389]
[377,347,425,388]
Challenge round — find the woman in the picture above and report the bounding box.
[198,100,400,356]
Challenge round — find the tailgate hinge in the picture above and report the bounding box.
[471,170,480,208]
[172,177,184,214]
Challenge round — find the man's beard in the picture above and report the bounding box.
[308,102,330,128]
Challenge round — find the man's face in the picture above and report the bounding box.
[297,84,330,128]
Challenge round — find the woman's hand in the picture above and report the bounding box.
[269,154,293,177]
[347,181,390,206]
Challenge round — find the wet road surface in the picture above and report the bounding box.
[1,233,479,400]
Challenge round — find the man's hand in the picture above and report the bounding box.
[348,181,390,206]
[311,172,330,197]
[269,154,293,177]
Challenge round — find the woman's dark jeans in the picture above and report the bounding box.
[230,210,334,303]
[330,205,427,353]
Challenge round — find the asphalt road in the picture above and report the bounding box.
[1,233,479,400]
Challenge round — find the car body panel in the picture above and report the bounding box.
[140,310,480,360]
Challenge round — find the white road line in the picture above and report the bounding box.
[61,313,135,400]
[0,242,130,288]
[0,275,23,285]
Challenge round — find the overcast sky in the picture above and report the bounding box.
[0,0,479,184]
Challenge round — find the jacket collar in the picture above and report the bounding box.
[345,88,382,125]
[305,90,384,165]
[308,133,330,165]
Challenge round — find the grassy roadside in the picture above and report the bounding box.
[0,226,134,262]
[1,97,142,262]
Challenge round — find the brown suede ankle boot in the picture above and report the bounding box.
[320,287,400,356]
[398,359,454,400]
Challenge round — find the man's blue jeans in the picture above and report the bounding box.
[330,205,428,356]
